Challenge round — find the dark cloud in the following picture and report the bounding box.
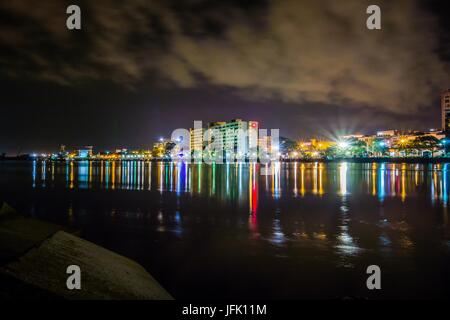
[0,0,449,114]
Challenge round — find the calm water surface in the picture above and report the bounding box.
[1,160,450,299]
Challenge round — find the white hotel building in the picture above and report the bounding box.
[189,119,260,162]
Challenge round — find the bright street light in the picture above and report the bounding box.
[338,141,349,149]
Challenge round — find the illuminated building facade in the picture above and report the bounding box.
[189,127,205,160]
[258,135,272,155]
[442,89,450,131]
[190,119,259,161]
[376,130,398,137]
[77,146,93,159]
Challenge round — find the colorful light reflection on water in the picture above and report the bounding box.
[2,160,450,298]
[30,161,450,206]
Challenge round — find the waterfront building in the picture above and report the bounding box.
[296,139,336,159]
[258,135,272,155]
[278,136,297,158]
[152,140,175,159]
[50,144,69,160]
[423,130,445,140]
[372,130,445,157]
[376,130,398,137]
[258,134,280,162]
[190,119,259,162]
[340,134,364,140]
[441,89,450,131]
[77,146,93,159]
[189,126,205,161]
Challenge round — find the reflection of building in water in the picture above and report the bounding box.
[32,160,37,188]
[310,162,325,195]
[270,211,286,246]
[249,163,259,215]
[371,163,377,196]
[339,162,347,196]
[248,163,259,236]
[300,163,305,196]
[69,161,74,189]
[312,162,318,194]
[442,164,448,205]
[48,161,450,207]
[293,163,298,195]
[336,185,361,262]
[40,160,46,187]
[108,161,115,190]
[377,163,386,202]
[77,161,89,189]
[318,163,324,195]
[271,162,281,199]
[401,164,407,201]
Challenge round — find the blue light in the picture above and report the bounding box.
[78,150,89,159]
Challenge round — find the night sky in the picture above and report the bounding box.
[0,0,449,154]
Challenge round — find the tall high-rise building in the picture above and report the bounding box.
[207,119,258,161]
[189,119,259,161]
[189,126,205,160]
[441,89,450,131]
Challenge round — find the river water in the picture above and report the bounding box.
[1,160,449,299]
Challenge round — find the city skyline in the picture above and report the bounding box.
[18,122,448,161]
[5,109,448,157]
[2,0,450,303]
[0,0,449,154]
